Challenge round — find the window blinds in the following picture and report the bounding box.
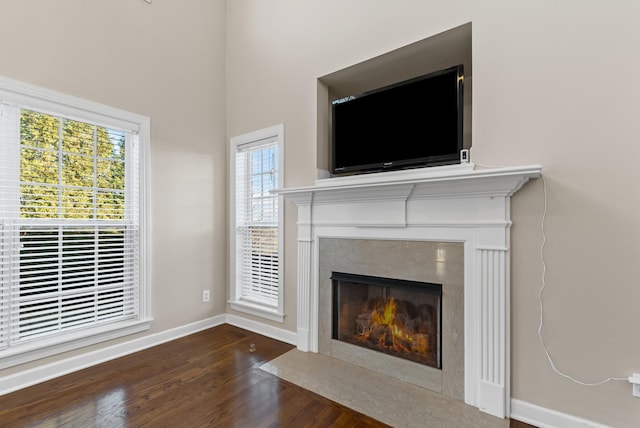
[0,105,139,348]
[235,140,279,307]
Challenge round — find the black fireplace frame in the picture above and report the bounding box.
[331,271,443,368]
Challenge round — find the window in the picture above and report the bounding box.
[0,76,151,368]
[230,124,284,322]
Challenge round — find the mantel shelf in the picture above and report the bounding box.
[277,163,542,205]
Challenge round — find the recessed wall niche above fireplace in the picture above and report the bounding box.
[316,22,473,178]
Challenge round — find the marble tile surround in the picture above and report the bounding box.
[260,349,508,428]
[318,238,464,401]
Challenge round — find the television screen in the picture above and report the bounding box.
[331,64,464,175]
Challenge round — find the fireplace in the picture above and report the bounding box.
[279,164,542,417]
[332,272,442,369]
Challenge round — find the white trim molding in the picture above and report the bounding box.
[0,319,152,370]
[511,399,613,428]
[229,124,285,323]
[278,163,542,418]
[225,314,297,345]
[0,75,152,368]
[0,316,226,396]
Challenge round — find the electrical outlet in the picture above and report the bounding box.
[202,290,210,303]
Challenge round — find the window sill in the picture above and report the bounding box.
[0,318,153,370]
[229,300,285,323]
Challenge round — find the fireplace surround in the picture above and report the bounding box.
[320,238,463,399]
[279,163,541,418]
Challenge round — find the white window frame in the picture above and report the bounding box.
[229,124,284,323]
[0,76,152,369]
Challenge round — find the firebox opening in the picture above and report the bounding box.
[331,272,442,369]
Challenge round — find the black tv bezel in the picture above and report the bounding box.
[331,64,464,175]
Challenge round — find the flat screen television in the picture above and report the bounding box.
[331,64,464,175]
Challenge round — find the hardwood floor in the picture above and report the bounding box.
[0,324,536,427]
[0,324,388,427]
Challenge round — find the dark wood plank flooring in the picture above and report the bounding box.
[0,324,535,427]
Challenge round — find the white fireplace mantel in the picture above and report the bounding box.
[278,163,542,418]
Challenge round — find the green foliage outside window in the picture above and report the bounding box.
[19,110,126,220]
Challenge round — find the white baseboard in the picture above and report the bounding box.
[225,314,298,346]
[0,315,226,396]
[511,399,612,428]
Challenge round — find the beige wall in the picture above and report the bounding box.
[225,1,640,426]
[2,0,639,426]
[0,0,227,374]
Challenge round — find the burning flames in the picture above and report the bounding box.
[372,296,397,325]
[356,297,429,355]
